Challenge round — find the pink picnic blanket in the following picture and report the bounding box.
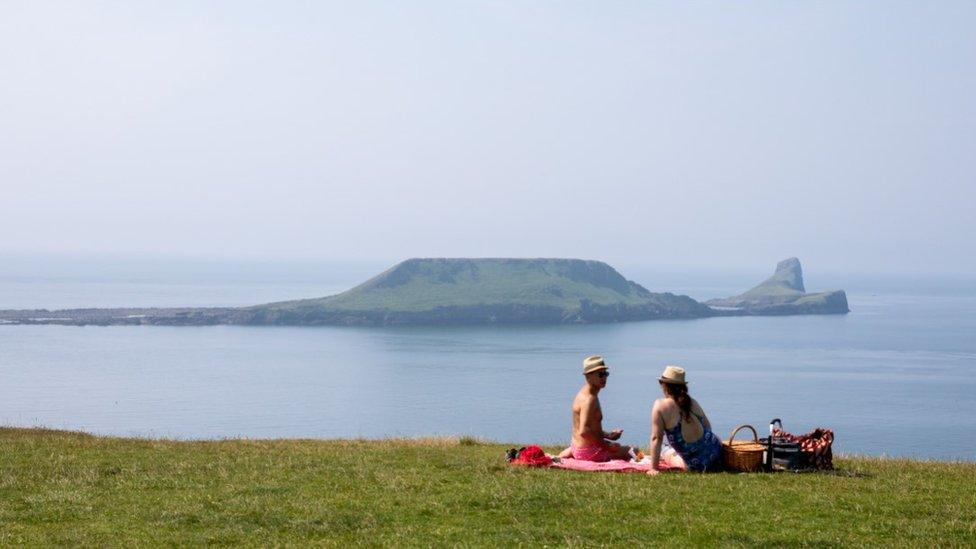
[551,457,678,474]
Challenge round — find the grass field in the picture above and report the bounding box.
[1,428,974,546]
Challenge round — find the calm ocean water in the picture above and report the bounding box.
[1,267,974,461]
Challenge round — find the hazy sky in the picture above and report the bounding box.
[1,1,973,274]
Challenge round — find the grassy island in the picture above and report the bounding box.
[1,428,973,546]
[0,258,710,326]
[706,257,849,315]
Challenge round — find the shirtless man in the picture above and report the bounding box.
[557,355,635,462]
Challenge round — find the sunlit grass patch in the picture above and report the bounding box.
[0,428,973,546]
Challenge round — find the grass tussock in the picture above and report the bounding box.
[0,427,974,546]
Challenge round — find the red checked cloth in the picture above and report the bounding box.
[773,427,834,470]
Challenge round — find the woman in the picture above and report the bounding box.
[649,365,722,472]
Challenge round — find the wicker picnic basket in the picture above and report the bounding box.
[722,424,766,472]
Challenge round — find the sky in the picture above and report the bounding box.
[1,1,974,275]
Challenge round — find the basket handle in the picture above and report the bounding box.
[727,424,758,444]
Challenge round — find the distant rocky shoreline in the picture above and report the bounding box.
[0,257,848,327]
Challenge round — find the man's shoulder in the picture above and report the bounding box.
[574,389,596,405]
[575,389,596,401]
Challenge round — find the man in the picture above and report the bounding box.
[557,355,635,462]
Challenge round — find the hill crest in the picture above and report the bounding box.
[351,258,646,296]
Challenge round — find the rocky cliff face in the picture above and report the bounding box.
[706,257,849,315]
[770,257,806,292]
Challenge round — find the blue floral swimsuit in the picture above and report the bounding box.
[663,411,722,472]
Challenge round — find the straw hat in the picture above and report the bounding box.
[658,365,687,385]
[582,355,609,375]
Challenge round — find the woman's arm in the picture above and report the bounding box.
[649,400,664,469]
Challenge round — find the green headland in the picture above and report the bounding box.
[0,257,848,326]
[706,257,849,315]
[1,428,972,546]
[244,258,710,325]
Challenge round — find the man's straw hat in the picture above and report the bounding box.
[658,365,687,385]
[582,355,609,375]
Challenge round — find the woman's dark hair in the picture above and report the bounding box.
[660,381,693,421]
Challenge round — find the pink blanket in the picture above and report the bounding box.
[551,458,677,474]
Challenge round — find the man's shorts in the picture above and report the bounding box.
[570,443,615,462]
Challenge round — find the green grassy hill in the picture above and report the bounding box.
[245,258,711,325]
[1,428,973,546]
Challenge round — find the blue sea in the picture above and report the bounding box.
[1,259,973,461]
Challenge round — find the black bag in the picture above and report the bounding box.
[760,419,803,471]
[762,418,835,471]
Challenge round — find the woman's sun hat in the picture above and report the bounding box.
[583,355,609,375]
[659,365,687,385]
